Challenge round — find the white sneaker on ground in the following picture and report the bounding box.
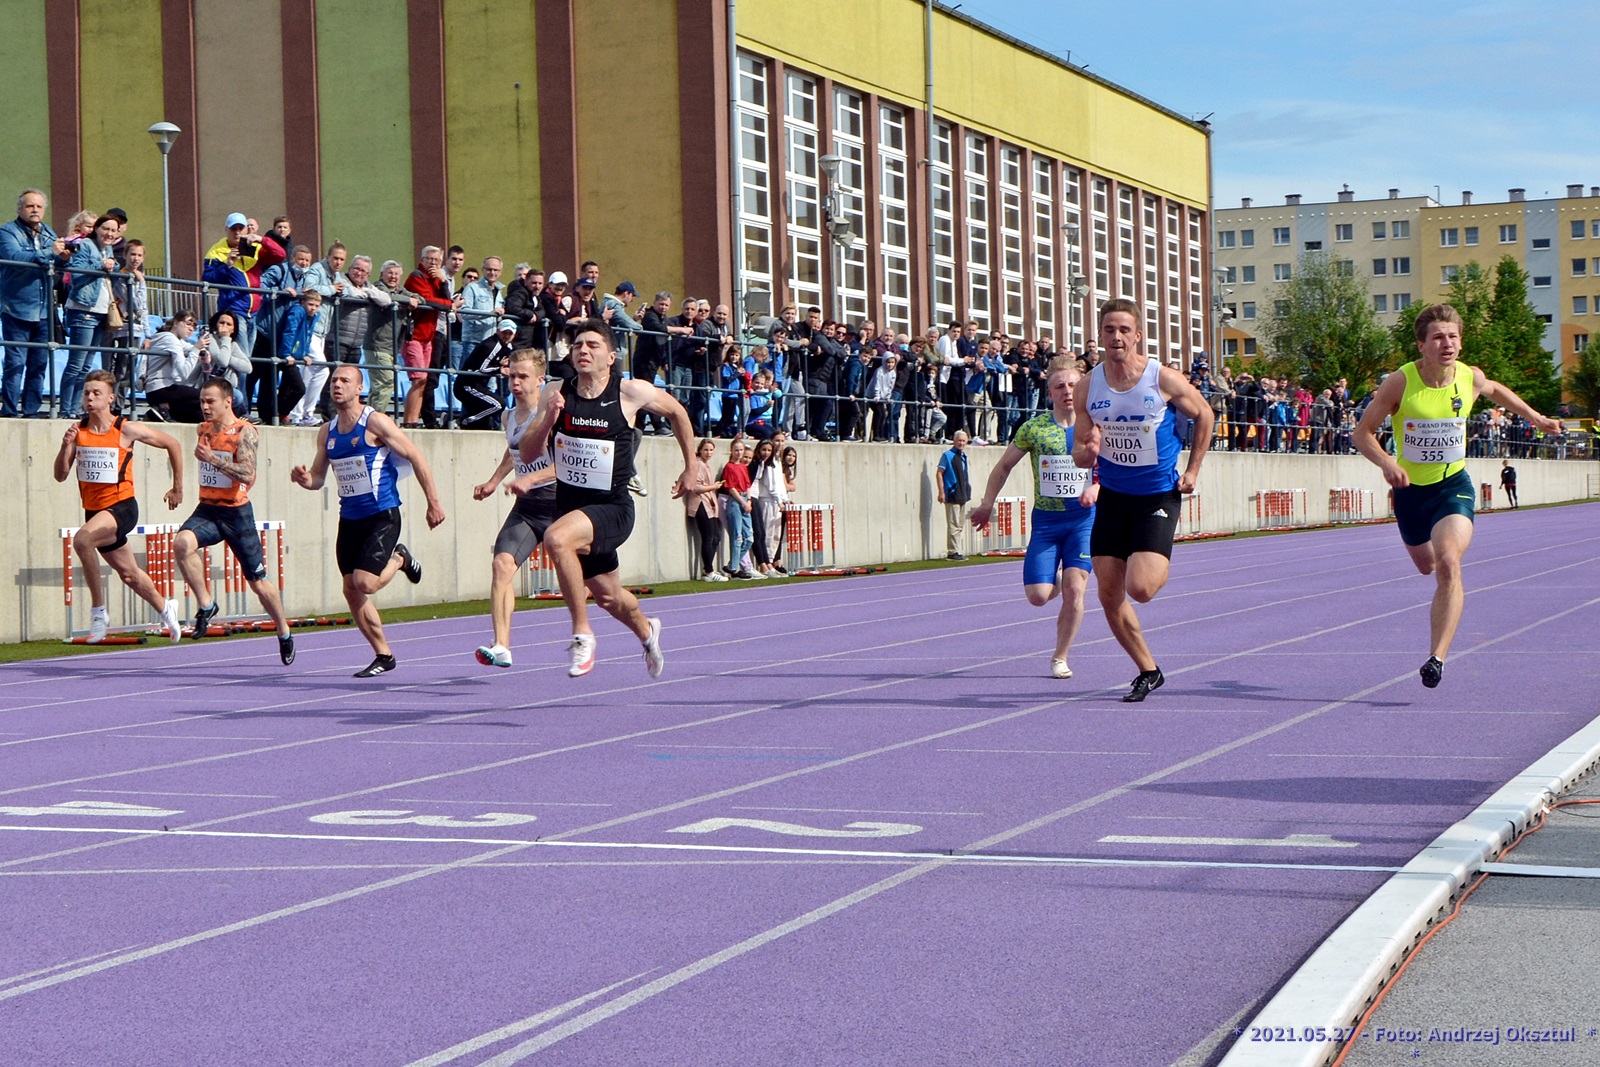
[160,599,182,643]
[475,644,513,668]
[642,617,665,679]
[567,633,597,677]
[87,609,109,644]
[703,571,729,582]
[1051,659,1072,679]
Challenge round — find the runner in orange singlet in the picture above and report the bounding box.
[52,369,184,643]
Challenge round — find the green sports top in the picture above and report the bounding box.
[1395,360,1475,486]
[1010,412,1091,512]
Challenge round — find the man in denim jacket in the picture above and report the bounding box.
[0,189,68,417]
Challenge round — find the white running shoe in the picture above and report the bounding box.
[160,599,182,643]
[642,617,665,679]
[567,633,597,677]
[703,571,729,582]
[87,609,109,644]
[475,644,513,668]
[1050,659,1072,679]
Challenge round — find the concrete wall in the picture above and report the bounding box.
[7,421,1596,644]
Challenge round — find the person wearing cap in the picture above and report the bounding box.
[202,212,285,348]
[455,317,516,430]
[570,275,600,320]
[538,271,574,374]
[600,281,643,354]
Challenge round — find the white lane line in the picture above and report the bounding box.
[109,734,277,742]
[0,945,142,988]
[1265,752,1507,761]
[643,744,836,750]
[1100,833,1360,849]
[939,748,1156,756]
[729,806,984,817]
[0,843,533,1002]
[356,740,550,747]
[74,789,279,799]
[400,971,656,1067]
[384,799,611,808]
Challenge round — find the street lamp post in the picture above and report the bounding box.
[147,122,181,278]
[1063,222,1088,350]
[819,153,856,323]
[1212,267,1234,367]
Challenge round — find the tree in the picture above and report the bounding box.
[1391,257,1560,413]
[1564,342,1600,419]
[1262,252,1396,395]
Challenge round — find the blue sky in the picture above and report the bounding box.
[952,0,1599,209]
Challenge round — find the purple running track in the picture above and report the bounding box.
[2,503,1599,1066]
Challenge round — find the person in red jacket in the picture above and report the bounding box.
[401,245,460,427]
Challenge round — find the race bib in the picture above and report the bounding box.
[554,433,615,489]
[1039,454,1089,499]
[199,451,235,490]
[330,454,374,498]
[514,454,552,479]
[1097,419,1158,467]
[76,446,119,485]
[1401,418,1466,465]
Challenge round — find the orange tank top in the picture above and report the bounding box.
[75,418,135,511]
[197,420,252,507]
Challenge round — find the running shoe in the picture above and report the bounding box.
[395,543,423,584]
[278,633,296,666]
[190,600,219,640]
[354,654,397,678]
[703,571,729,582]
[87,609,109,644]
[1420,656,1443,689]
[476,644,513,668]
[1050,659,1073,679]
[160,599,182,643]
[1122,667,1164,703]
[627,475,648,497]
[642,617,665,679]
[568,633,597,677]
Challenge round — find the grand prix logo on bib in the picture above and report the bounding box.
[1039,454,1089,498]
[1401,418,1466,465]
[75,446,119,485]
[555,433,615,488]
[1096,419,1157,467]
[330,454,374,498]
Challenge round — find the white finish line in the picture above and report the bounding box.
[0,823,1400,873]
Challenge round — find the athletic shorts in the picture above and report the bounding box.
[1393,469,1475,547]
[401,339,432,384]
[493,497,556,566]
[86,497,139,552]
[181,502,267,581]
[1089,485,1182,561]
[568,500,634,579]
[1022,507,1094,585]
[336,507,402,577]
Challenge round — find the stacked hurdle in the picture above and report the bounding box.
[784,503,840,575]
[60,523,179,643]
[521,544,560,599]
[1173,489,1224,541]
[1254,488,1307,531]
[979,496,1028,556]
[1328,488,1379,525]
[187,521,288,633]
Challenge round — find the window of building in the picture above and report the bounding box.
[1440,227,1459,247]
[1593,220,1600,238]
[1118,186,1137,304]
[733,53,773,296]
[964,131,992,331]
[1304,240,1323,251]
[1574,220,1587,240]
[782,71,823,310]
[1062,166,1083,348]
[1533,275,1552,287]
[1031,157,1056,340]
[1335,223,1353,242]
[1091,177,1110,304]
[1334,260,1353,276]
[878,104,912,335]
[1241,265,1256,283]
[1143,195,1161,354]
[930,123,957,324]
[1240,228,1255,248]
[1189,213,1204,353]
[998,145,1026,335]
[1165,202,1182,359]
[1243,338,1257,356]
[1373,221,1387,240]
[830,88,869,326]
[1274,263,1291,282]
[1242,301,1256,320]
[1273,226,1291,245]
[1275,300,1289,316]
[1441,265,1459,283]
[1394,293,1412,310]
[1219,265,1236,284]
[1393,257,1411,275]
[1575,296,1589,316]
[1532,237,1551,250]
[1500,224,1517,243]
[1223,338,1238,357]
[1574,258,1588,277]
[1217,229,1235,248]
[1392,220,1410,239]
[1577,334,1591,354]
[1464,226,1478,246]
[1372,258,1387,276]
[1373,294,1388,313]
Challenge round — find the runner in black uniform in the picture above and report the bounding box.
[517,319,696,678]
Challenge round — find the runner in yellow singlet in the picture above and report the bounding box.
[1354,304,1562,688]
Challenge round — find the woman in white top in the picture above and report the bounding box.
[206,310,254,413]
[141,309,210,422]
[747,438,789,575]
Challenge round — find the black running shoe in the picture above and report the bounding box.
[1123,667,1165,703]
[190,601,219,640]
[1420,656,1443,689]
[278,633,296,666]
[354,654,397,678]
[395,543,423,584]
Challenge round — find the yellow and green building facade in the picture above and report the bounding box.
[4,0,1211,351]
